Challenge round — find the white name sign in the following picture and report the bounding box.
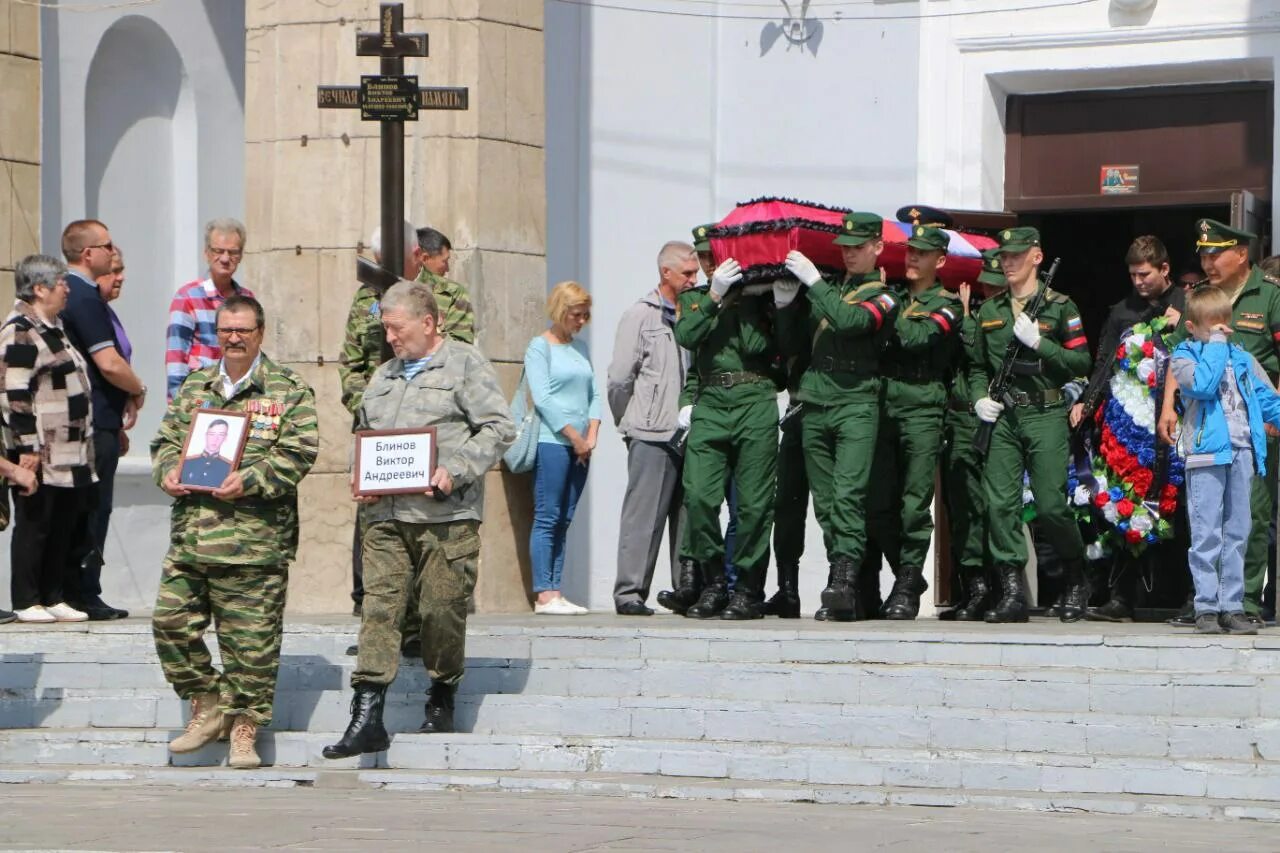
[354,427,438,496]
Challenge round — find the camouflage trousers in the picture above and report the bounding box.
[152,558,288,726]
[352,518,480,688]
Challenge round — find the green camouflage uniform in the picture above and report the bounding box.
[150,353,319,726]
[866,282,962,577]
[418,269,477,346]
[676,285,779,599]
[351,340,515,688]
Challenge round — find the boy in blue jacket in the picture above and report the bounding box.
[1171,286,1280,634]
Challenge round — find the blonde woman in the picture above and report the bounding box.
[524,282,600,614]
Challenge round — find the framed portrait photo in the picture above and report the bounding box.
[353,427,438,496]
[178,409,250,492]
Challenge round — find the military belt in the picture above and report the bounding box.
[810,356,876,376]
[703,370,770,389]
[883,362,942,383]
[1010,360,1043,377]
[1007,387,1064,408]
[947,399,975,414]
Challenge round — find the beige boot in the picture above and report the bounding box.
[228,717,261,769]
[168,692,225,754]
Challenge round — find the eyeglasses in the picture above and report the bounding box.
[88,241,114,253]
[216,326,261,337]
[208,248,243,259]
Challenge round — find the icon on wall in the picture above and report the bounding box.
[761,0,823,57]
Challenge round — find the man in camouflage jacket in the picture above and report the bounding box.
[324,280,513,759]
[151,294,319,770]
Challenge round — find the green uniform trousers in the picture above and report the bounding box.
[352,518,480,688]
[865,400,945,571]
[683,398,777,584]
[772,409,809,565]
[942,410,989,573]
[1245,434,1279,615]
[803,398,879,563]
[152,558,288,727]
[982,406,1084,567]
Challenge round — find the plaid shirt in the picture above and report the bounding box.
[165,278,255,400]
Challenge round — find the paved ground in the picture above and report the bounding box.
[0,786,1273,851]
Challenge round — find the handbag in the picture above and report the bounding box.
[502,367,539,474]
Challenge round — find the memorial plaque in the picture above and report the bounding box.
[353,427,439,496]
[317,86,359,109]
[361,74,419,121]
[419,87,469,111]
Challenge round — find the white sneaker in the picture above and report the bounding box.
[534,598,570,615]
[14,605,55,623]
[45,602,88,622]
[559,598,589,615]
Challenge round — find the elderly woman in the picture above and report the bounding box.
[525,281,601,615]
[324,279,514,757]
[0,255,97,623]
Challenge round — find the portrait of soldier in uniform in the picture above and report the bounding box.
[179,413,246,489]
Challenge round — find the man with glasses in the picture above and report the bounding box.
[152,294,318,770]
[165,218,255,400]
[59,220,146,621]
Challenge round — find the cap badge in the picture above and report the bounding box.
[1002,230,1011,240]
[916,227,924,236]
[845,221,854,230]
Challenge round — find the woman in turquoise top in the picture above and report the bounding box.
[525,281,602,615]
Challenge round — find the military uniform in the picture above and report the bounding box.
[776,212,901,620]
[973,227,1092,622]
[767,350,809,617]
[864,225,962,619]
[151,353,319,727]
[675,279,779,619]
[180,452,233,489]
[1176,219,1280,617]
[417,269,477,345]
[942,250,1004,619]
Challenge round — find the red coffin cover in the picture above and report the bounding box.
[707,197,850,285]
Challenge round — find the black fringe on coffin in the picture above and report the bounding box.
[709,217,844,240]
[738,262,844,286]
[731,196,853,216]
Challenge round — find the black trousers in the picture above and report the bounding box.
[71,428,119,602]
[11,485,93,610]
[352,512,365,605]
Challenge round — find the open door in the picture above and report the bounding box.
[1231,190,1270,261]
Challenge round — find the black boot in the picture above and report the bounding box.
[657,558,702,615]
[685,560,729,619]
[1167,593,1195,626]
[953,567,993,621]
[721,572,765,621]
[1058,559,1090,623]
[762,562,801,618]
[984,565,1029,623]
[818,557,859,622]
[323,683,389,758]
[882,566,928,621]
[419,681,456,733]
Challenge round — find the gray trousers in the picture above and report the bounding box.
[613,438,683,606]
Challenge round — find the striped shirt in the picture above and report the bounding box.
[165,278,255,400]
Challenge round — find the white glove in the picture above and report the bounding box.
[677,405,693,430]
[773,279,801,308]
[1013,313,1041,350]
[710,258,742,299]
[784,250,823,287]
[974,397,1005,424]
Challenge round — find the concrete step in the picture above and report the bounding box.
[5,728,1280,805]
[2,688,1278,763]
[4,763,1278,822]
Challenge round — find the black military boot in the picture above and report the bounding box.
[984,565,1029,623]
[818,557,859,622]
[685,562,729,619]
[419,681,456,733]
[721,571,766,621]
[882,566,928,621]
[323,683,389,758]
[1167,593,1195,626]
[1086,567,1134,622]
[762,562,801,618]
[657,558,702,615]
[1058,559,1090,623]
[953,567,993,621]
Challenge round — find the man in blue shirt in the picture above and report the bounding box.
[59,219,148,620]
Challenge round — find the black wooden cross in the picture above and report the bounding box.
[317,2,470,283]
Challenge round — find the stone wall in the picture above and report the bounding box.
[244,0,545,613]
[0,0,39,303]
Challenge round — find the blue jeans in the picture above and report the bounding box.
[531,442,589,593]
[1186,447,1253,616]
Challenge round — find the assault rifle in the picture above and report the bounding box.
[973,258,1062,461]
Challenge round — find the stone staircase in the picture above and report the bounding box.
[3,616,1280,819]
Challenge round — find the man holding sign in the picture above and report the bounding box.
[325,280,513,758]
[150,295,319,770]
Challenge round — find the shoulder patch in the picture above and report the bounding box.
[981,319,1006,330]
